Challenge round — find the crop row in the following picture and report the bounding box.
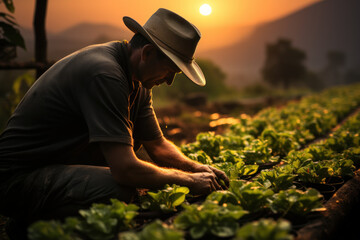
[27,84,360,240]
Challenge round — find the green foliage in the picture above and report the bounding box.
[0,0,26,61]
[255,169,296,193]
[141,184,189,213]
[205,190,240,205]
[261,128,300,157]
[196,132,222,158]
[119,220,184,240]
[174,201,247,239]
[77,199,139,240]
[187,150,213,165]
[28,219,81,240]
[343,147,360,166]
[234,218,293,240]
[28,199,139,240]
[268,189,323,217]
[229,180,274,212]
[227,161,259,180]
[239,139,279,165]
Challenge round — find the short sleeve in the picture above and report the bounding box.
[133,89,163,142]
[77,73,134,146]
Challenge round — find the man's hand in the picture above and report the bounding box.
[193,164,230,190]
[189,172,223,195]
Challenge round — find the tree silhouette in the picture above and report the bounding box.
[0,0,26,61]
[261,38,306,89]
[320,50,346,86]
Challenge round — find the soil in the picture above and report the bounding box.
[156,96,290,145]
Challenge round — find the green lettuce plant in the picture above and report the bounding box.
[141,184,189,213]
[255,169,296,193]
[229,180,274,212]
[118,220,184,240]
[28,199,139,240]
[234,218,293,240]
[268,188,323,217]
[174,201,248,239]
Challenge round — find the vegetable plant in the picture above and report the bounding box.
[205,190,239,205]
[229,180,274,212]
[268,189,323,218]
[174,201,248,239]
[28,218,81,240]
[240,139,279,165]
[255,168,296,193]
[28,199,139,240]
[234,218,293,240]
[76,199,139,240]
[141,184,189,213]
[260,128,300,157]
[118,220,184,240]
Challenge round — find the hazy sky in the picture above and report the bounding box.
[12,0,321,50]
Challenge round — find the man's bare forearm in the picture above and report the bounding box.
[143,137,204,172]
[101,142,221,195]
[112,156,194,189]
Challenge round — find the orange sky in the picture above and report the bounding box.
[13,0,321,50]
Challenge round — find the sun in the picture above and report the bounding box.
[199,4,212,16]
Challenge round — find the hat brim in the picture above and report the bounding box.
[123,16,206,86]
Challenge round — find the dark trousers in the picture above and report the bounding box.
[0,164,136,226]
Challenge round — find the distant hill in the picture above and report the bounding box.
[17,22,132,61]
[199,0,360,87]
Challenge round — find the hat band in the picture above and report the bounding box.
[146,29,194,63]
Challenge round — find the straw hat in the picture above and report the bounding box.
[123,8,206,86]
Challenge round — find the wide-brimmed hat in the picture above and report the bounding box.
[123,8,206,86]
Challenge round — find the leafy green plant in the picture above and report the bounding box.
[343,147,360,167]
[0,0,26,60]
[187,150,212,165]
[234,218,293,240]
[213,149,242,164]
[305,144,335,161]
[28,218,81,240]
[229,180,274,212]
[240,139,279,165]
[261,128,300,157]
[228,161,259,180]
[141,184,189,213]
[174,201,248,239]
[255,169,296,193]
[28,199,139,240]
[76,199,139,240]
[268,189,323,217]
[296,161,333,184]
[119,220,184,240]
[196,132,222,158]
[205,190,240,205]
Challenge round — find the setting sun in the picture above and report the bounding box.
[199,4,212,16]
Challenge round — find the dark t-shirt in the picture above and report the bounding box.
[0,41,163,172]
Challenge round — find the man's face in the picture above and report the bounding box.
[137,46,181,89]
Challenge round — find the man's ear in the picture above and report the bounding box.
[140,44,156,62]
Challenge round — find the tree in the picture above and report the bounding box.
[34,0,48,77]
[320,50,346,86]
[261,38,306,89]
[0,0,26,61]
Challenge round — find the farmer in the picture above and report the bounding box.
[0,8,228,238]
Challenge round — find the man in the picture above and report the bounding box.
[0,8,228,238]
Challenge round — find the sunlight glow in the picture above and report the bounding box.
[199,4,212,16]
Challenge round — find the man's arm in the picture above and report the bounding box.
[100,142,222,195]
[141,136,229,187]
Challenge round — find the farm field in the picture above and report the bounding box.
[3,83,360,240]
